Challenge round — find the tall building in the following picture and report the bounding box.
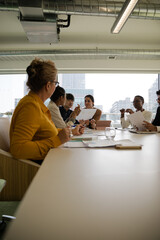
[110,98,132,113]
[109,98,132,125]
[24,80,29,96]
[61,74,85,89]
[60,74,94,108]
[15,98,21,108]
[148,78,158,113]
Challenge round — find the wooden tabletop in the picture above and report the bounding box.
[5,130,160,240]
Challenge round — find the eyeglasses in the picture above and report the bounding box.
[53,81,59,86]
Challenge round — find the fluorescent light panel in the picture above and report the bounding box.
[111,0,139,34]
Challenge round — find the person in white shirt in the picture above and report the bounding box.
[48,86,81,129]
[47,86,66,128]
[120,95,152,129]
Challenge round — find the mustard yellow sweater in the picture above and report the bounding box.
[10,91,62,160]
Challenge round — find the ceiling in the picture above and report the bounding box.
[0,0,160,73]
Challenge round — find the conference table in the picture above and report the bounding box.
[5,129,160,240]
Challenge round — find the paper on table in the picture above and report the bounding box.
[127,111,146,131]
[71,134,98,141]
[129,129,157,134]
[76,108,97,121]
[115,139,142,149]
[83,139,116,148]
[83,139,142,149]
[63,139,142,149]
[63,141,86,148]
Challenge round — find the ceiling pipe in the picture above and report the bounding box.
[0,1,160,20]
[0,49,160,60]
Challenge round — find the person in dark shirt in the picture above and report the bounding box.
[152,90,160,126]
[143,89,160,132]
[59,93,80,124]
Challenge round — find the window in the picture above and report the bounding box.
[59,73,159,127]
[0,73,159,127]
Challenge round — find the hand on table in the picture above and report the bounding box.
[72,124,85,135]
[58,128,71,144]
[143,121,157,131]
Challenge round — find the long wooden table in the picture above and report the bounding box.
[5,130,160,240]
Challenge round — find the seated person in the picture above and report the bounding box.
[120,95,152,129]
[80,95,102,129]
[143,90,160,132]
[47,86,66,128]
[10,58,83,163]
[48,87,81,128]
[59,93,80,124]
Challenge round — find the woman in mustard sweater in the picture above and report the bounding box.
[10,58,83,162]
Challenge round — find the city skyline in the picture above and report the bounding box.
[86,73,158,112]
[0,73,159,115]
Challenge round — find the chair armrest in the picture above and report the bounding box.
[0,149,40,168]
[0,149,40,200]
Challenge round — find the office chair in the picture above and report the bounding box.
[96,120,111,130]
[0,179,16,238]
[0,117,40,201]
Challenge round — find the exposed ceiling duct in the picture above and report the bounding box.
[0,0,159,64]
[0,49,160,60]
[18,0,59,43]
[0,0,160,43]
[0,0,160,20]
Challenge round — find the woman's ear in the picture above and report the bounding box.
[45,82,50,91]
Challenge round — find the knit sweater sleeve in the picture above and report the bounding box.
[10,102,61,160]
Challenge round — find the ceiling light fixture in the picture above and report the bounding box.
[111,0,139,34]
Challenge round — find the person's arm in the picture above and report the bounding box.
[152,106,160,126]
[157,126,160,132]
[93,109,102,122]
[121,117,131,129]
[65,105,81,124]
[120,108,132,129]
[10,102,62,160]
[143,121,158,132]
[49,102,66,128]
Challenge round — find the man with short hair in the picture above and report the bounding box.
[143,90,160,132]
[59,93,80,124]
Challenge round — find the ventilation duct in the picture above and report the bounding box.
[0,49,160,61]
[17,0,59,43]
[0,1,160,20]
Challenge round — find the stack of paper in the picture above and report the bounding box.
[83,139,116,148]
[129,129,157,134]
[83,139,142,149]
[115,139,142,149]
[127,111,146,131]
[76,108,97,121]
[63,139,142,149]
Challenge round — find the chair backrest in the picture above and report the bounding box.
[0,179,6,192]
[0,118,10,152]
[96,120,111,130]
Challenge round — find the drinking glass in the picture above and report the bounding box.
[105,127,116,140]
